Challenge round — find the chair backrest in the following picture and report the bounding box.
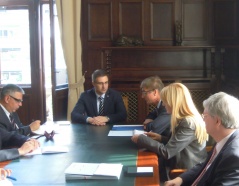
[122,95,129,121]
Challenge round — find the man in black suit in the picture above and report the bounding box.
[0,128,39,162]
[164,92,239,186]
[140,76,171,136]
[71,69,127,125]
[0,84,41,136]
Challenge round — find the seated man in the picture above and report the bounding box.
[71,69,127,125]
[0,128,39,162]
[164,92,239,186]
[0,84,41,136]
[140,76,171,137]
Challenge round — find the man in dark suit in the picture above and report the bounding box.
[0,84,41,136]
[140,76,171,136]
[71,69,127,125]
[0,128,39,162]
[164,92,239,186]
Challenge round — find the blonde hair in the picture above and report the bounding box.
[160,83,208,145]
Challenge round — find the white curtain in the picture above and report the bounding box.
[55,0,84,120]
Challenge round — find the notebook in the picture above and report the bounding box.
[65,162,123,180]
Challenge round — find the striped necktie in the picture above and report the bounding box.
[192,145,217,186]
[9,114,16,129]
[98,96,104,116]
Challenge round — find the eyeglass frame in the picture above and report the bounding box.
[201,113,212,119]
[141,89,155,95]
[9,95,23,103]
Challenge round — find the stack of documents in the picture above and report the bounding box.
[65,163,123,180]
[108,125,145,136]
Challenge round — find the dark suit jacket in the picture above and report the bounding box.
[0,106,31,136]
[71,88,127,124]
[145,102,171,137]
[181,129,239,186]
[0,128,28,162]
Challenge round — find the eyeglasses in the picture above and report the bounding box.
[95,81,109,86]
[141,89,154,95]
[201,113,208,119]
[9,95,23,103]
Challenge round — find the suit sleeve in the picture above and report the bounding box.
[71,93,88,123]
[137,118,196,159]
[180,145,239,186]
[0,129,28,162]
[13,113,32,136]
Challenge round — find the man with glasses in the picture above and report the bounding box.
[0,84,40,136]
[71,69,127,125]
[140,76,171,136]
[165,92,239,186]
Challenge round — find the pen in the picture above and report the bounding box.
[7,176,17,181]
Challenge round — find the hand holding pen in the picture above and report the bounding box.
[0,168,16,181]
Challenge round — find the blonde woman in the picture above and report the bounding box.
[132,83,208,181]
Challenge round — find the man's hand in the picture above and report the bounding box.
[18,139,40,156]
[131,134,140,143]
[29,120,41,131]
[88,117,106,126]
[143,119,153,130]
[164,177,183,186]
[0,168,12,180]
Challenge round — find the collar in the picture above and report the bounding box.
[216,130,236,156]
[0,103,11,119]
[95,93,105,99]
[157,100,162,108]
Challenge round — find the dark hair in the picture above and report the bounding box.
[0,84,25,99]
[91,69,108,82]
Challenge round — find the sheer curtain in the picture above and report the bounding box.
[55,0,84,120]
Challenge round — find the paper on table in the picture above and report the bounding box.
[32,124,61,135]
[133,129,145,135]
[112,125,144,131]
[94,163,123,177]
[65,162,123,180]
[108,129,145,136]
[0,179,13,186]
[108,130,133,136]
[25,146,69,156]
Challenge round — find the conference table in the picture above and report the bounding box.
[1,123,159,186]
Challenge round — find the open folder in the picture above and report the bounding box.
[65,163,123,180]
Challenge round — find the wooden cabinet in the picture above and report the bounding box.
[101,46,216,123]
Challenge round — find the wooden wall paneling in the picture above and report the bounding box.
[149,0,176,45]
[102,46,213,82]
[82,0,114,88]
[17,93,31,125]
[88,1,113,41]
[118,0,144,38]
[223,47,239,82]
[212,0,238,44]
[182,0,210,45]
[53,89,68,121]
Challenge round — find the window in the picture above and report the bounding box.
[0,7,31,84]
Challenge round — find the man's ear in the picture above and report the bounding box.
[4,95,10,103]
[216,116,222,127]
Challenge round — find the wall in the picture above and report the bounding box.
[81,0,239,123]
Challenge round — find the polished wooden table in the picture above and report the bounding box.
[1,124,159,185]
